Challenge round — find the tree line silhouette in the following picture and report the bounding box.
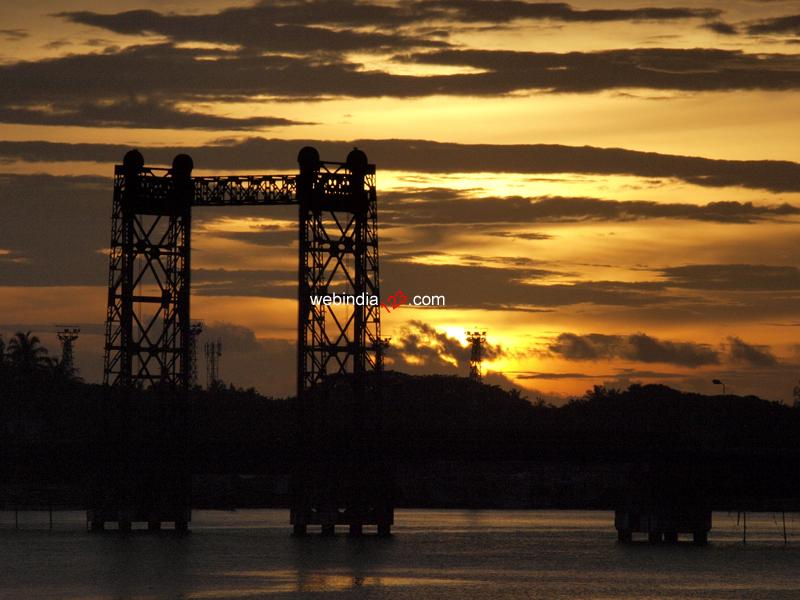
[2,333,800,510]
[0,331,78,380]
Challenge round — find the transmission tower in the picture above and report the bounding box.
[56,326,80,374]
[376,337,391,373]
[465,330,487,382]
[188,322,203,388]
[205,340,222,389]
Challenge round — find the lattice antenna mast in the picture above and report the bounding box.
[205,340,222,389]
[376,337,391,373]
[188,321,203,388]
[465,330,487,382]
[57,326,81,374]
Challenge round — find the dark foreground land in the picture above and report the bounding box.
[2,367,800,511]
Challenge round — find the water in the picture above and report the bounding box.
[1,509,800,599]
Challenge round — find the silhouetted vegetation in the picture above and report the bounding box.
[2,334,800,509]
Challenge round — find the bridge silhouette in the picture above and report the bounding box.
[91,147,390,536]
[72,148,800,545]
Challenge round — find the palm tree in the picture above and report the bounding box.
[7,331,52,375]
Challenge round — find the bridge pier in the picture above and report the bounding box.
[615,508,711,545]
[290,147,394,536]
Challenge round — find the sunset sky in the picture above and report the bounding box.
[1,0,800,402]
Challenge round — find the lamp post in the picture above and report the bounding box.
[712,379,726,395]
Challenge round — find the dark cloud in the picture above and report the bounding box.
[704,21,738,35]
[0,43,798,132]
[661,264,800,291]
[169,259,674,310]
[3,174,800,323]
[0,174,299,289]
[418,1,719,23]
[382,257,669,310]
[0,29,28,41]
[388,319,508,374]
[727,336,778,367]
[188,259,551,308]
[0,174,110,286]
[0,175,301,291]
[515,371,599,380]
[0,4,789,130]
[390,319,470,372]
[59,7,447,53]
[382,189,800,225]
[611,291,800,327]
[515,368,686,380]
[60,1,720,44]
[611,368,687,379]
[386,321,522,391]
[489,231,553,241]
[0,44,386,129]
[548,332,720,367]
[0,173,673,311]
[3,137,800,193]
[398,47,800,93]
[0,98,308,131]
[747,14,800,35]
[0,42,419,106]
[624,333,720,367]
[193,268,296,298]
[209,225,298,247]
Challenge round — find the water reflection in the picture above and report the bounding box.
[2,510,800,599]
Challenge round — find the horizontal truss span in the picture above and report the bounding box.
[115,164,373,207]
[193,175,296,206]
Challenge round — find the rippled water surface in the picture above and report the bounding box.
[2,509,800,599]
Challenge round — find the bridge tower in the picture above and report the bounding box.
[91,151,193,532]
[292,147,390,537]
[103,150,193,389]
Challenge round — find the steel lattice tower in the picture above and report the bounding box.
[188,322,203,389]
[466,330,487,382]
[93,151,194,532]
[296,147,382,392]
[98,146,390,535]
[103,151,193,389]
[292,147,389,536]
[204,340,222,389]
[57,326,80,374]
